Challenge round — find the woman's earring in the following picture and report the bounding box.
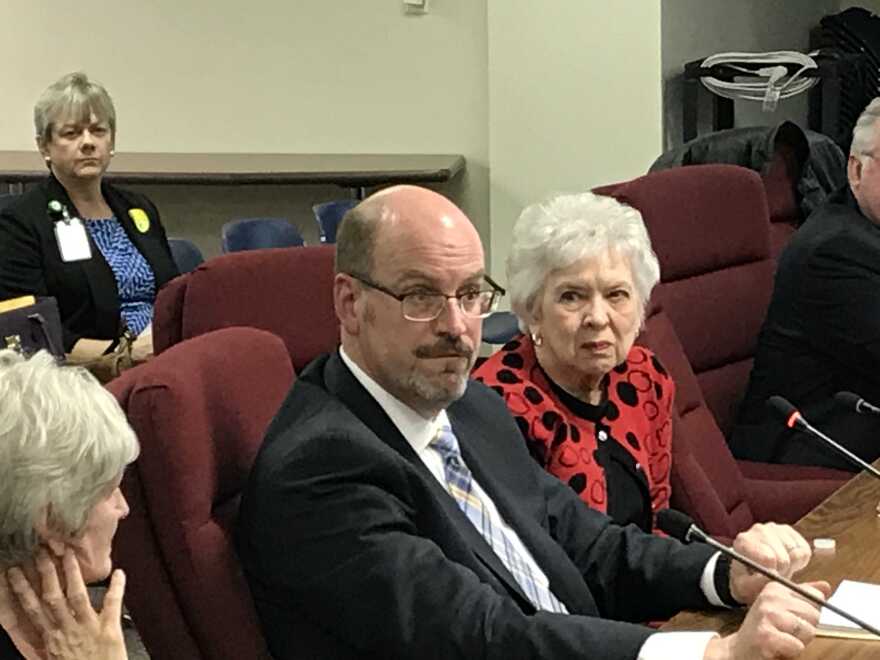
[44,156,51,163]
[530,331,543,347]
[109,149,115,156]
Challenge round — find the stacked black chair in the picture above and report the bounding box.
[811,7,880,151]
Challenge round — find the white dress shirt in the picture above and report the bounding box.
[339,348,722,659]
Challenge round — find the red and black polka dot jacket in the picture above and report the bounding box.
[473,334,674,533]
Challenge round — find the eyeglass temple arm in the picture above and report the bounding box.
[484,273,506,296]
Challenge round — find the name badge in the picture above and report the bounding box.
[54,218,92,262]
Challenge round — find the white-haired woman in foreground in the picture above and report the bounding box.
[474,192,672,533]
[0,350,138,659]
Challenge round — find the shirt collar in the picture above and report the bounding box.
[339,346,447,452]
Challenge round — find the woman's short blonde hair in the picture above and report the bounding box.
[34,71,116,145]
[0,350,138,568]
[507,192,660,330]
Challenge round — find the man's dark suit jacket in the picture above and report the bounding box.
[733,187,880,469]
[0,175,177,351]
[237,352,718,660]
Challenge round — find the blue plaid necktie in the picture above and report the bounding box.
[431,423,567,613]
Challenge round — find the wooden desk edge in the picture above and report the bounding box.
[661,463,880,658]
[0,154,466,187]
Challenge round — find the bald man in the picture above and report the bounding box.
[237,186,828,660]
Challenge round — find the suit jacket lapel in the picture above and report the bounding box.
[322,353,535,609]
[450,406,599,615]
[323,352,421,465]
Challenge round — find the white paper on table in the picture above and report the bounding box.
[818,580,880,640]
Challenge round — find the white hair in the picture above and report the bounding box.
[850,97,880,157]
[0,350,139,568]
[507,192,660,330]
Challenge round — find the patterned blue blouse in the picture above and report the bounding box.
[85,217,156,336]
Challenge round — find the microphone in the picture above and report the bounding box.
[766,396,880,480]
[656,509,880,638]
[835,391,880,417]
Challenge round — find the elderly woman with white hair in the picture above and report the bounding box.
[0,350,138,659]
[0,72,177,366]
[474,192,671,533]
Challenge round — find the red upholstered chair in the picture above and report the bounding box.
[108,327,294,660]
[153,245,339,373]
[640,308,843,539]
[595,165,850,536]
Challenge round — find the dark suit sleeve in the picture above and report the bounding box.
[0,207,88,350]
[240,429,657,660]
[539,462,715,623]
[0,207,83,348]
[804,233,880,384]
[0,207,49,300]
[467,381,715,624]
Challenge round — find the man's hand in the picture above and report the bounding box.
[3,549,128,660]
[704,581,830,659]
[728,523,812,605]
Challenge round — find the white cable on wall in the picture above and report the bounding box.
[699,50,819,111]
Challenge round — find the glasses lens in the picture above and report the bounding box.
[402,290,499,321]
[402,292,444,321]
[461,291,497,318]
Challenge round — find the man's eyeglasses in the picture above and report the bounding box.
[347,273,505,322]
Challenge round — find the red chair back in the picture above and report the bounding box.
[154,246,339,373]
[639,308,755,538]
[598,164,774,437]
[596,165,848,535]
[109,327,293,659]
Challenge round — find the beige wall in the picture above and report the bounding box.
[4,1,667,276]
[0,0,489,257]
[11,1,829,280]
[487,1,663,285]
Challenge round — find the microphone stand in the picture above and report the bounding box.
[796,419,880,481]
[686,525,880,638]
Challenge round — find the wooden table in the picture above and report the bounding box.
[663,464,880,658]
[0,151,465,197]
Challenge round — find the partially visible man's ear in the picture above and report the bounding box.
[334,273,361,335]
[848,154,863,193]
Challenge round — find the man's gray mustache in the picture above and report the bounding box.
[414,343,473,359]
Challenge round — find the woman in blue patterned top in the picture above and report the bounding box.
[0,72,178,363]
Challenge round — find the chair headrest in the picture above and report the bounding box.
[178,246,340,370]
[601,165,772,281]
[109,327,294,512]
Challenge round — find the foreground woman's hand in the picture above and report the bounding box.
[4,549,127,660]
